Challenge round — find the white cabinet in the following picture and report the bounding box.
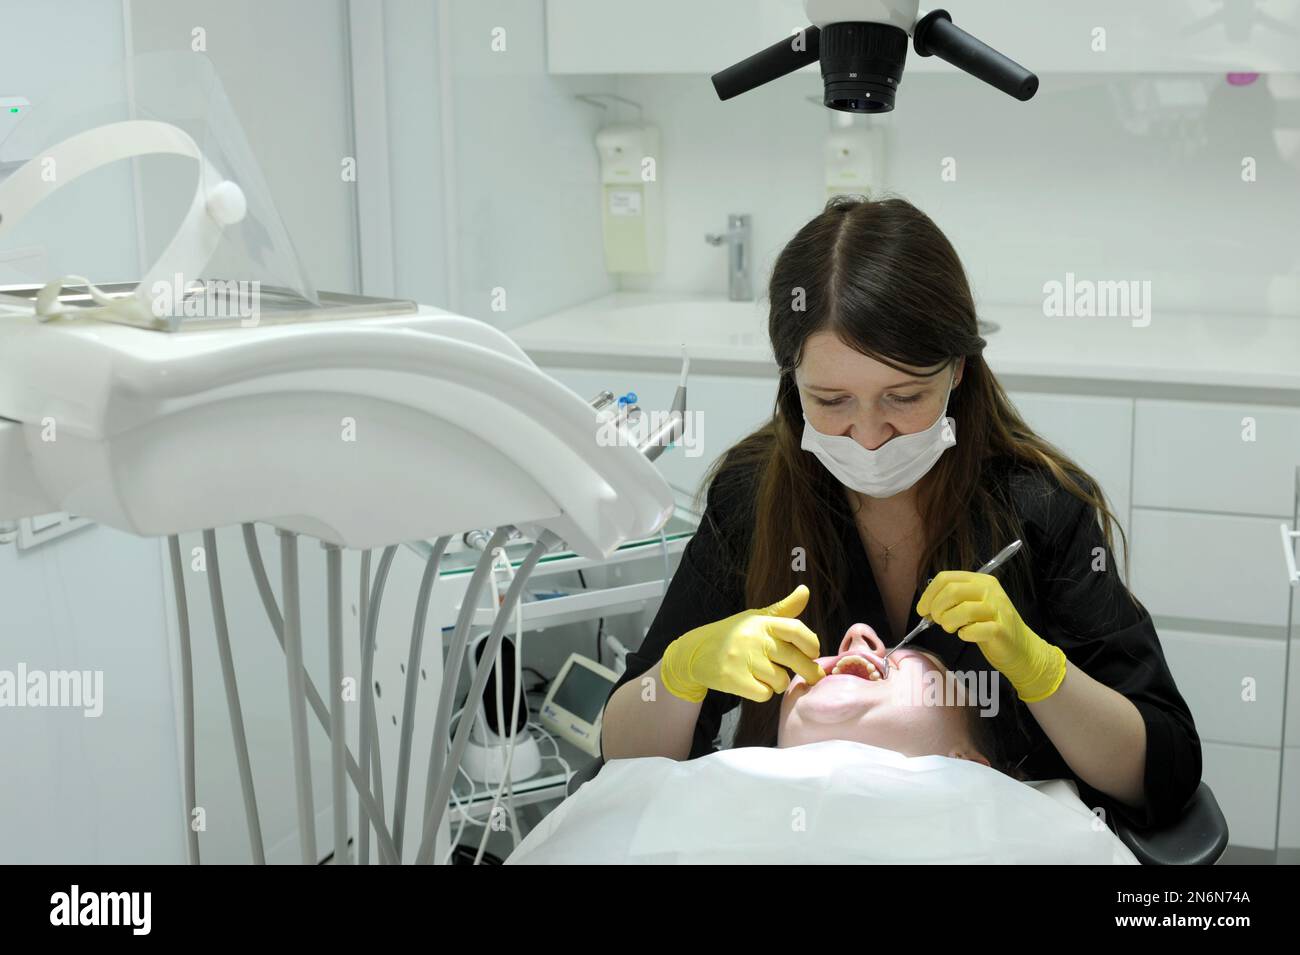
[1130,510,1293,628]
[914,2,1300,73]
[1131,399,1300,857]
[547,0,807,75]
[545,1,1300,75]
[1133,400,1300,518]
[1276,468,1300,863]
[1006,392,1132,576]
[1201,742,1281,851]
[1161,629,1287,748]
[1281,742,1300,863]
[1161,625,1287,850]
[1005,392,1132,517]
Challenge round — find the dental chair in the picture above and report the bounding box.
[563,757,1229,865]
[1109,782,1228,866]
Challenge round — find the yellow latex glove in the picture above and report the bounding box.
[916,570,1066,703]
[661,585,825,703]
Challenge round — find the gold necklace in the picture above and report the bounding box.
[857,518,922,571]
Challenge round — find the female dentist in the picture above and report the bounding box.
[600,195,1202,830]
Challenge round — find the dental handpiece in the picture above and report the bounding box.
[880,539,1024,666]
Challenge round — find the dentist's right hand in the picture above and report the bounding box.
[660,585,825,703]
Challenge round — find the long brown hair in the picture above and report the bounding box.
[710,194,1132,752]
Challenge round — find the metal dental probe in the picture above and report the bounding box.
[879,538,1025,670]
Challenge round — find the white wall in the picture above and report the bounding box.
[0,0,368,863]
[602,70,1300,318]
[376,0,450,307]
[0,0,182,866]
[379,0,617,325]
[129,0,360,294]
[0,0,140,285]
[377,6,1299,333]
[0,525,182,863]
[443,0,618,325]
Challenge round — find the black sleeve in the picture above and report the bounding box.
[1030,483,1203,830]
[601,473,749,760]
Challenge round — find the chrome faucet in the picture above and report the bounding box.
[704,214,752,301]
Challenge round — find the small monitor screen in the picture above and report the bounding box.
[553,663,613,723]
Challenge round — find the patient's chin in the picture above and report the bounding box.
[790,676,875,723]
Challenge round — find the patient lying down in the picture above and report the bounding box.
[506,624,1138,864]
[779,623,1016,774]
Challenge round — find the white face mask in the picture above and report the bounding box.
[800,365,958,498]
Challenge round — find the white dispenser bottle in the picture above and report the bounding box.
[596,124,663,274]
[825,125,886,201]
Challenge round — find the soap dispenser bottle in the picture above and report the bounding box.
[825,125,885,201]
[595,125,663,274]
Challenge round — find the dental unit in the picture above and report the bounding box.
[0,53,683,864]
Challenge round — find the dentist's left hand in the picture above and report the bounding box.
[916,571,1066,703]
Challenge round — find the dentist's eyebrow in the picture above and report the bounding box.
[803,377,928,393]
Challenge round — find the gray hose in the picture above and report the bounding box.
[277,530,317,864]
[166,535,201,866]
[392,535,451,859]
[474,554,525,865]
[357,549,369,860]
[359,550,371,671]
[418,528,508,845]
[324,543,348,863]
[238,524,398,863]
[416,537,547,864]
[357,545,397,864]
[201,529,265,864]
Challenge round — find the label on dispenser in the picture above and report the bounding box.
[608,189,642,217]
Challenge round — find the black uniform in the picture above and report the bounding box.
[606,454,1203,831]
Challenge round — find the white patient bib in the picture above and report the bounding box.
[506,740,1138,864]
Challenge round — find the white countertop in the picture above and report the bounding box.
[508,293,1300,396]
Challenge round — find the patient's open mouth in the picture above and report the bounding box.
[828,654,883,682]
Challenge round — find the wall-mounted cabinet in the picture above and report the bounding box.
[546,1,1300,75]
[547,0,807,75]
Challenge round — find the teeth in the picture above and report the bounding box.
[830,654,882,681]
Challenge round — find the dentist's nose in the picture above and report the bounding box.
[848,420,897,451]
